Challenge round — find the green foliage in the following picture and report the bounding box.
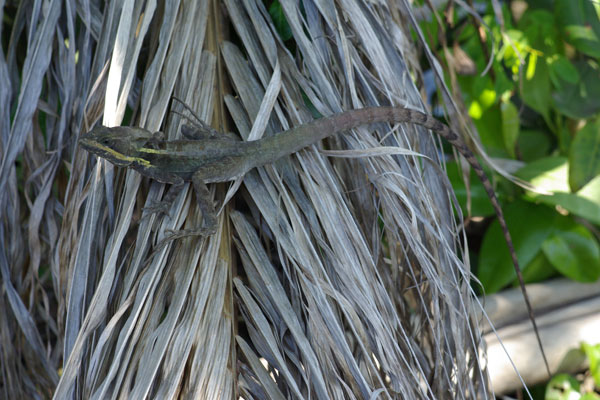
[542,343,600,399]
[569,119,600,191]
[552,61,600,120]
[545,374,582,400]
[422,0,600,294]
[477,200,600,292]
[581,343,600,387]
[516,157,600,225]
[446,160,495,217]
[268,1,293,42]
[555,0,600,58]
[582,342,600,388]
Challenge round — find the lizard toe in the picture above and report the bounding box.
[143,201,172,217]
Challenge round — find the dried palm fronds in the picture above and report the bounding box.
[1,1,495,398]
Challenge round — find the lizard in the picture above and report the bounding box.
[79,105,550,376]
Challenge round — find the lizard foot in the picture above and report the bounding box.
[143,201,172,217]
[149,225,217,257]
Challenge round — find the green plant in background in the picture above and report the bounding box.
[544,342,600,399]
[423,0,600,294]
[582,342,600,389]
[545,374,599,400]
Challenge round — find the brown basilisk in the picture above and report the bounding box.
[79,105,550,375]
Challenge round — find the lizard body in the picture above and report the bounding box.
[79,106,549,374]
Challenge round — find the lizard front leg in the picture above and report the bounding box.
[147,131,165,147]
[162,172,217,238]
[147,176,217,255]
[143,183,184,216]
[189,172,217,235]
[140,169,185,217]
[140,164,217,238]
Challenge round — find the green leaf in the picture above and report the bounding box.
[569,118,600,191]
[518,9,559,54]
[500,100,520,158]
[501,30,529,76]
[478,201,570,293]
[556,0,600,57]
[548,55,580,89]
[539,191,600,225]
[521,53,552,126]
[576,174,600,219]
[516,156,571,193]
[520,251,557,283]
[542,226,600,282]
[268,1,292,41]
[581,342,600,387]
[545,374,581,400]
[472,105,506,155]
[553,61,600,119]
[467,76,496,115]
[516,157,600,225]
[580,394,600,400]
[517,129,553,161]
[493,63,515,99]
[446,161,494,217]
[525,51,537,80]
[468,101,483,120]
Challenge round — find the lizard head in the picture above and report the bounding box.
[79,126,154,167]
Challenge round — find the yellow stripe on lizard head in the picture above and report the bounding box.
[138,147,167,154]
[95,142,151,167]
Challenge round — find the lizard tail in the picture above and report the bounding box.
[261,105,551,376]
[472,164,552,377]
[413,108,553,377]
[396,106,553,377]
[260,106,474,160]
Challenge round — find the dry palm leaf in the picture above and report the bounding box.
[0,0,506,398]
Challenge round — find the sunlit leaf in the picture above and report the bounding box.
[569,118,600,191]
